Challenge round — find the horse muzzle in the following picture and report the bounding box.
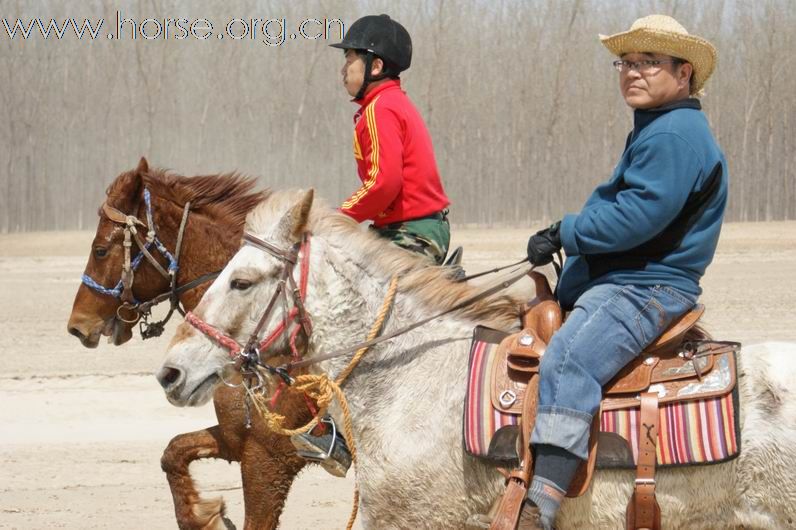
[67,313,134,348]
[156,364,219,407]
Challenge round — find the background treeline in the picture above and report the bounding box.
[1,0,794,232]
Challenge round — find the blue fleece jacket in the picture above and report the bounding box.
[557,99,728,310]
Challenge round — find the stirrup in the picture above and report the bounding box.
[290,416,351,477]
[444,246,464,267]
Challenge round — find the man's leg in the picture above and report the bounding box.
[527,284,695,528]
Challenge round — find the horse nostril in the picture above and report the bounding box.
[157,366,183,391]
[68,326,86,340]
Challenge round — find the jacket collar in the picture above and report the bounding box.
[634,97,701,132]
[355,79,402,107]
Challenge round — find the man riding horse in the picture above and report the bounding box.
[291,14,457,477]
[511,15,727,529]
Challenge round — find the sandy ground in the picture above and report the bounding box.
[1,222,795,529]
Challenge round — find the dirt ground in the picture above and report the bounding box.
[1,223,795,529]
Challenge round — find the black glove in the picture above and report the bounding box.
[526,221,562,266]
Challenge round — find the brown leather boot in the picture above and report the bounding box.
[517,501,545,530]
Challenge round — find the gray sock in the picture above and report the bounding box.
[526,476,565,530]
[533,443,582,493]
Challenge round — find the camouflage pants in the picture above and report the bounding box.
[371,212,450,265]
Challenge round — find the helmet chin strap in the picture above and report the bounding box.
[354,51,389,101]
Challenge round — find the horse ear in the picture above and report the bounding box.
[106,164,143,213]
[278,188,314,241]
[136,157,149,175]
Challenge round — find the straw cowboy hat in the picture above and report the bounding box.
[599,14,717,95]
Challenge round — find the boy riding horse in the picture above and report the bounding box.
[292,14,455,477]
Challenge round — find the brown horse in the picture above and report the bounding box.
[67,158,312,529]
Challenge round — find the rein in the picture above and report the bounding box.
[185,228,533,375]
[285,262,533,370]
[82,187,220,339]
[458,258,529,282]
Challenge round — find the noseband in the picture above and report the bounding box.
[82,188,218,338]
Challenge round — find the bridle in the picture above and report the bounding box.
[184,231,315,424]
[81,187,220,339]
[185,232,313,382]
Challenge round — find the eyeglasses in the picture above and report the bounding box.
[612,59,680,74]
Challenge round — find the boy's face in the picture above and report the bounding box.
[341,49,365,98]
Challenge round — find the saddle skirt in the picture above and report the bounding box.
[463,273,742,495]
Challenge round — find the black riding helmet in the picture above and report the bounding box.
[330,14,412,100]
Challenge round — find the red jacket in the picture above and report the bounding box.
[340,80,450,227]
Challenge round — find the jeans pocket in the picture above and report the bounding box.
[635,293,667,347]
[658,285,698,308]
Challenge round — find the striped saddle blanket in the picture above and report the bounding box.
[463,325,741,469]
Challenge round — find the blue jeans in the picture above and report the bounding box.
[530,283,697,459]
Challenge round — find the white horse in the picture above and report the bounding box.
[158,189,796,529]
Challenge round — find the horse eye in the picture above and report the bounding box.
[230,279,253,291]
[94,247,108,258]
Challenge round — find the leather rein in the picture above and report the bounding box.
[82,188,220,339]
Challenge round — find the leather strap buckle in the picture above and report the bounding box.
[634,478,656,485]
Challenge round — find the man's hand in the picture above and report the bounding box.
[527,221,562,266]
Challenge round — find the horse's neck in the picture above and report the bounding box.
[307,250,474,469]
[308,245,473,387]
[148,196,246,311]
[308,246,386,362]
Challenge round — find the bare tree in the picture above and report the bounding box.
[1,0,794,232]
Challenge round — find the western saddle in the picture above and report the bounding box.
[487,272,738,530]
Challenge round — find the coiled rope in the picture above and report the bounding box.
[246,274,400,530]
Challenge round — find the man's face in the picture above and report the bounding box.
[618,52,692,109]
[341,49,365,98]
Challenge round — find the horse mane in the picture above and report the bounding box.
[106,166,269,231]
[246,190,522,331]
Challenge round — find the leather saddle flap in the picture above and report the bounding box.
[505,328,546,372]
[604,356,660,395]
[605,340,720,397]
[489,329,547,415]
[603,344,737,411]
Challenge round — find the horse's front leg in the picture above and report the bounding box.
[161,425,239,530]
[240,429,307,529]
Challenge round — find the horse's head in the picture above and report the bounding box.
[157,189,316,406]
[67,157,170,347]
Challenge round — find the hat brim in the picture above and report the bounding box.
[599,28,717,94]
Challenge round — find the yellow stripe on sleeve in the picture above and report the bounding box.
[353,132,363,160]
[342,96,381,209]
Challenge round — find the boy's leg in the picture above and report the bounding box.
[373,214,450,265]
